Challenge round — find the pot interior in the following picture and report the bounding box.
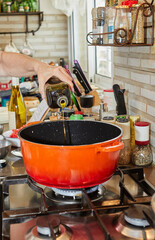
[19,120,122,146]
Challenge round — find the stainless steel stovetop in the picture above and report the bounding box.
[0,153,155,240]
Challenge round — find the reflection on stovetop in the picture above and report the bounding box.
[1,165,155,240]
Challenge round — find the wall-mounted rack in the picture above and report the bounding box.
[87,1,154,47]
[0,11,43,35]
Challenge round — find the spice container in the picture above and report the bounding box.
[92,8,98,44]
[107,7,116,44]
[97,7,106,45]
[116,118,131,165]
[114,5,129,44]
[132,122,153,166]
[131,4,144,43]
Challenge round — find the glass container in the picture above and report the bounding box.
[97,7,106,45]
[92,8,98,44]
[132,122,153,166]
[114,5,129,44]
[131,4,144,43]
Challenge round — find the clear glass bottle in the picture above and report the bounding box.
[132,122,153,166]
[97,7,106,45]
[131,4,144,43]
[8,77,26,130]
[91,8,98,44]
[107,7,116,44]
[114,5,129,44]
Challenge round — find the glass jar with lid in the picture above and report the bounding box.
[131,4,144,43]
[97,7,106,45]
[92,8,98,44]
[114,5,129,44]
[132,122,153,166]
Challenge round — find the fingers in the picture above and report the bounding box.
[53,66,74,91]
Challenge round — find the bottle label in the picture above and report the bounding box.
[108,26,113,40]
[8,111,16,130]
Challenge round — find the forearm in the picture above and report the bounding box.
[0,51,41,77]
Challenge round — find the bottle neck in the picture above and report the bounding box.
[12,77,19,87]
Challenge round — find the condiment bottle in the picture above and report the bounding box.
[8,77,26,130]
[132,122,153,166]
[45,77,71,109]
[131,4,144,43]
[114,5,129,44]
[97,7,106,45]
[116,117,131,165]
[91,8,98,44]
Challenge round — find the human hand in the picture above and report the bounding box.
[37,63,74,98]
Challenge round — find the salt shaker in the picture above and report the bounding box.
[132,122,153,166]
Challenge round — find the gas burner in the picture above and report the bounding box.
[44,185,106,204]
[25,215,72,240]
[52,185,99,198]
[114,204,155,239]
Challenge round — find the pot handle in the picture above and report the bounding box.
[97,141,124,153]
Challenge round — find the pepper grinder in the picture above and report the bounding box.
[132,122,153,167]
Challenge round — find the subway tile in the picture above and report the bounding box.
[125,83,141,95]
[114,68,130,79]
[141,88,155,101]
[129,46,150,54]
[150,135,155,148]
[147,105,155,117]
[128,58,140,67]
[131,72,150,84]
[114,56,128,65]
[141,59,155,69]
[128,98,146,112]
[151,75,155,85]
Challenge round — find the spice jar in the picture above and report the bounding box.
[114,5,129,44]
[92,8,98,44]
[116,118,131,165]
[131,4,144,43]
[97,7,106,45]
[132,122,153,166]
[107,7,116,44]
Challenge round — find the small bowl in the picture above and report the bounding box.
[3,130,20,147]
[0,139,11,159]
[0,124,4,135]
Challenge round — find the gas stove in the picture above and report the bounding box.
[0,158,155,240]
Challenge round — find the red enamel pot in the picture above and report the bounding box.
[18,120,124,189]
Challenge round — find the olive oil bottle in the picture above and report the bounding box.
[8,77,26,130]
[45,77,71,109]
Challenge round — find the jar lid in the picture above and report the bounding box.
[63,109,74,118]
[135,121,150,145]
[122,0,138,7]
[74,111,83,115]
[104,89,113,92]
[115,5,129,8]
[135,121,149,127]
[103,116,114,120]
[117,118,128,123]
[70,114,83,120]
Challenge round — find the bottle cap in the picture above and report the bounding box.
[12,77,19,86]
[135,121,150,145]
[63,109,74,118]
[70,114,83,120]
[122,0,138,6]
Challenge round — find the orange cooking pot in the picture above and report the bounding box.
[18,120,124,189]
